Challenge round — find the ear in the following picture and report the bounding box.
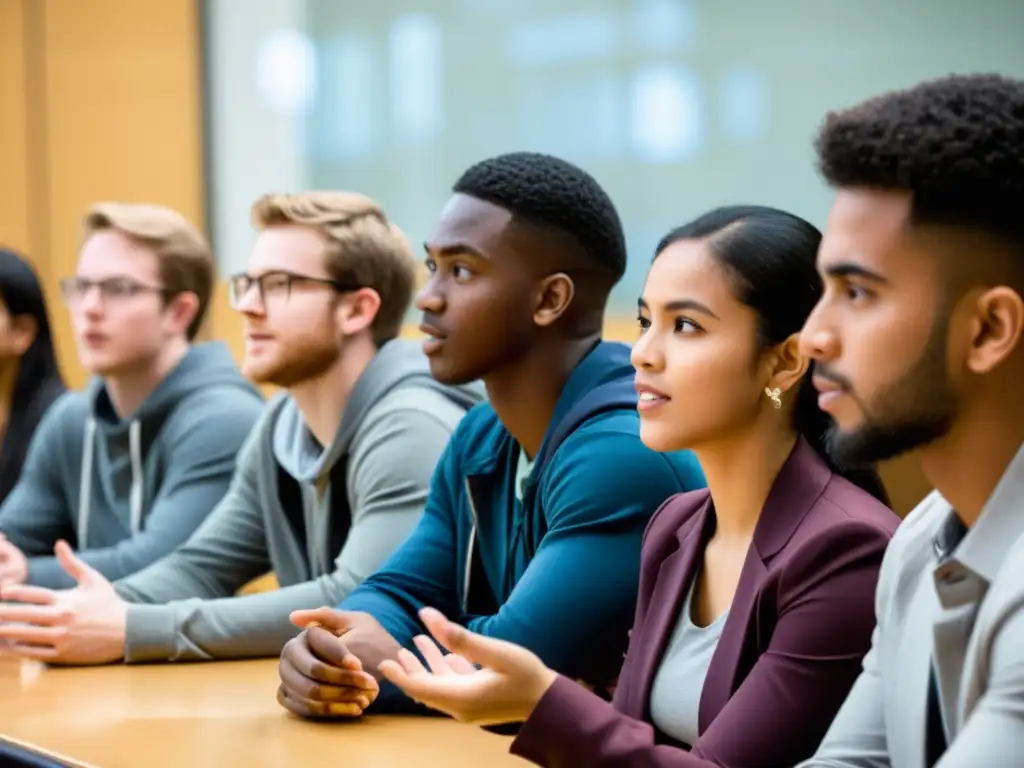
[165,291,200,336]
[532,273,575,328]
[765,331,810,395]
[964,286,1024,375]
[336,287,382,337]
[8,315,37,356]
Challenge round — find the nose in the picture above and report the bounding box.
[235,284,265,317]
[78,286,105,316]
[630,326,664,372]
[798,308,839,363]
[415,277,444,314]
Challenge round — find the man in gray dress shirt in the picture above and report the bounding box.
[797,73,1024,767]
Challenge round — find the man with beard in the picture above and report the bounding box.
[274,151,706,719]
[797,74,1024,767]
[0,191,483,665]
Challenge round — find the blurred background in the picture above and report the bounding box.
[2,0,1023,513]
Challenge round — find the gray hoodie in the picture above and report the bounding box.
[0,342,264,588]
[115,339,484,663]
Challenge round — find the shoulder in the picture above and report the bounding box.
[356,385,470,438]
[160,385,263,455]
[556,409,677,474]
[33,390,90,440]
[809,473,902,538]
[550,412,700,493]
[642,489,711,548]
[444,401,505,463]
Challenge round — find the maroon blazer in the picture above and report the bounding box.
[511,438,899,767]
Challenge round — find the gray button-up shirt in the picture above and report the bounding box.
[800,442,1024,767]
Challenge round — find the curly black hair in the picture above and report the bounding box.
[815,73,1024,246]
[452,151,627,280]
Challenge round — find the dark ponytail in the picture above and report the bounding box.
[656,206,890,505]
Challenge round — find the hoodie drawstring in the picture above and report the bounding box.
[76,417,145,549]
[129,419,144,535]
[77,418,97,549]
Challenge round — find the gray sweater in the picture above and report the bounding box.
[0,342,264,588]
[115,340,484,663]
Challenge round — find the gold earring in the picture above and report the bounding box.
[765,387,782,409]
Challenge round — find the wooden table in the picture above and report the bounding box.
[0,654,524,767]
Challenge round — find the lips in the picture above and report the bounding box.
[420,323,447,356]
[419,323,446,341]
[82,332,108,347]
[811,375,844,394]
[635,378,671,412]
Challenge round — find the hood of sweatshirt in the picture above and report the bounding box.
[272,339,486,484]
[78,342,261,544]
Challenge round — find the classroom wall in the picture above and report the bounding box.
[0,0,931,515]
[0,0,207,390]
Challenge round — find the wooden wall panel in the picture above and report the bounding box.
[0,0,33,258]
[41,0,206,388]
[5,0,205,389]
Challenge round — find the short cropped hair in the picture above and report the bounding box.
[84,203,213,340]
[815,74,1024,249]
[251,191,416,347]
[453,151,627,280]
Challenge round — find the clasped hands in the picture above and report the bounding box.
[0,539,127,664]
[278,605,558,726]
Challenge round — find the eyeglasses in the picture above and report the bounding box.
[60,277,167,306]
[227,270,361,309]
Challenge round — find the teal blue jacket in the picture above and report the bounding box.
[341,341,706,711]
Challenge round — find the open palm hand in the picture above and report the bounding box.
[378,607,557,727]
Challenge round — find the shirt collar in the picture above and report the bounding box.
[945,441,1024,583]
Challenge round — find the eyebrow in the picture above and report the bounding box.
[824,261,889,284]
[637,297,719,319]
[422,241,488,259]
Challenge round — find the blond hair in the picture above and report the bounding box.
[83,202,213,340]
[251,191,415,346]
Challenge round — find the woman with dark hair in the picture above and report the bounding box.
[373,206,901,767]
[0,248,66,503]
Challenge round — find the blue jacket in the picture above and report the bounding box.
[340,341,706,711]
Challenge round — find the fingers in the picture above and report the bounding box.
[7,643,59,662]
[413,634,456,676]
[446,653,478,675]
[0,603,68,626]
[0,585,58,606]
[306,627,365,673]
[276,684,366,719]
[290,607,355,633]
[397,648,428,676]
[0,623,67,646]
[54,541,100,586]
[278,633,378,713]
[419,607,513,671]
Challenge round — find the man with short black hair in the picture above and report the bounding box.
[276,151,706,718]
[798,74,1024,767]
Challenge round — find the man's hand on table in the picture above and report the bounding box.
[277,607,394,719]
[0,540,127,664]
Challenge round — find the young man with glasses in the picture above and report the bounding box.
[0,202,263,593]
[0,191,483,666]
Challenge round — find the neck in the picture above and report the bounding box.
[105,337,190,419]
[484,335,598,459]
[289,337,376,448]
[694,417,799,541]
[915,388,1024,527]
